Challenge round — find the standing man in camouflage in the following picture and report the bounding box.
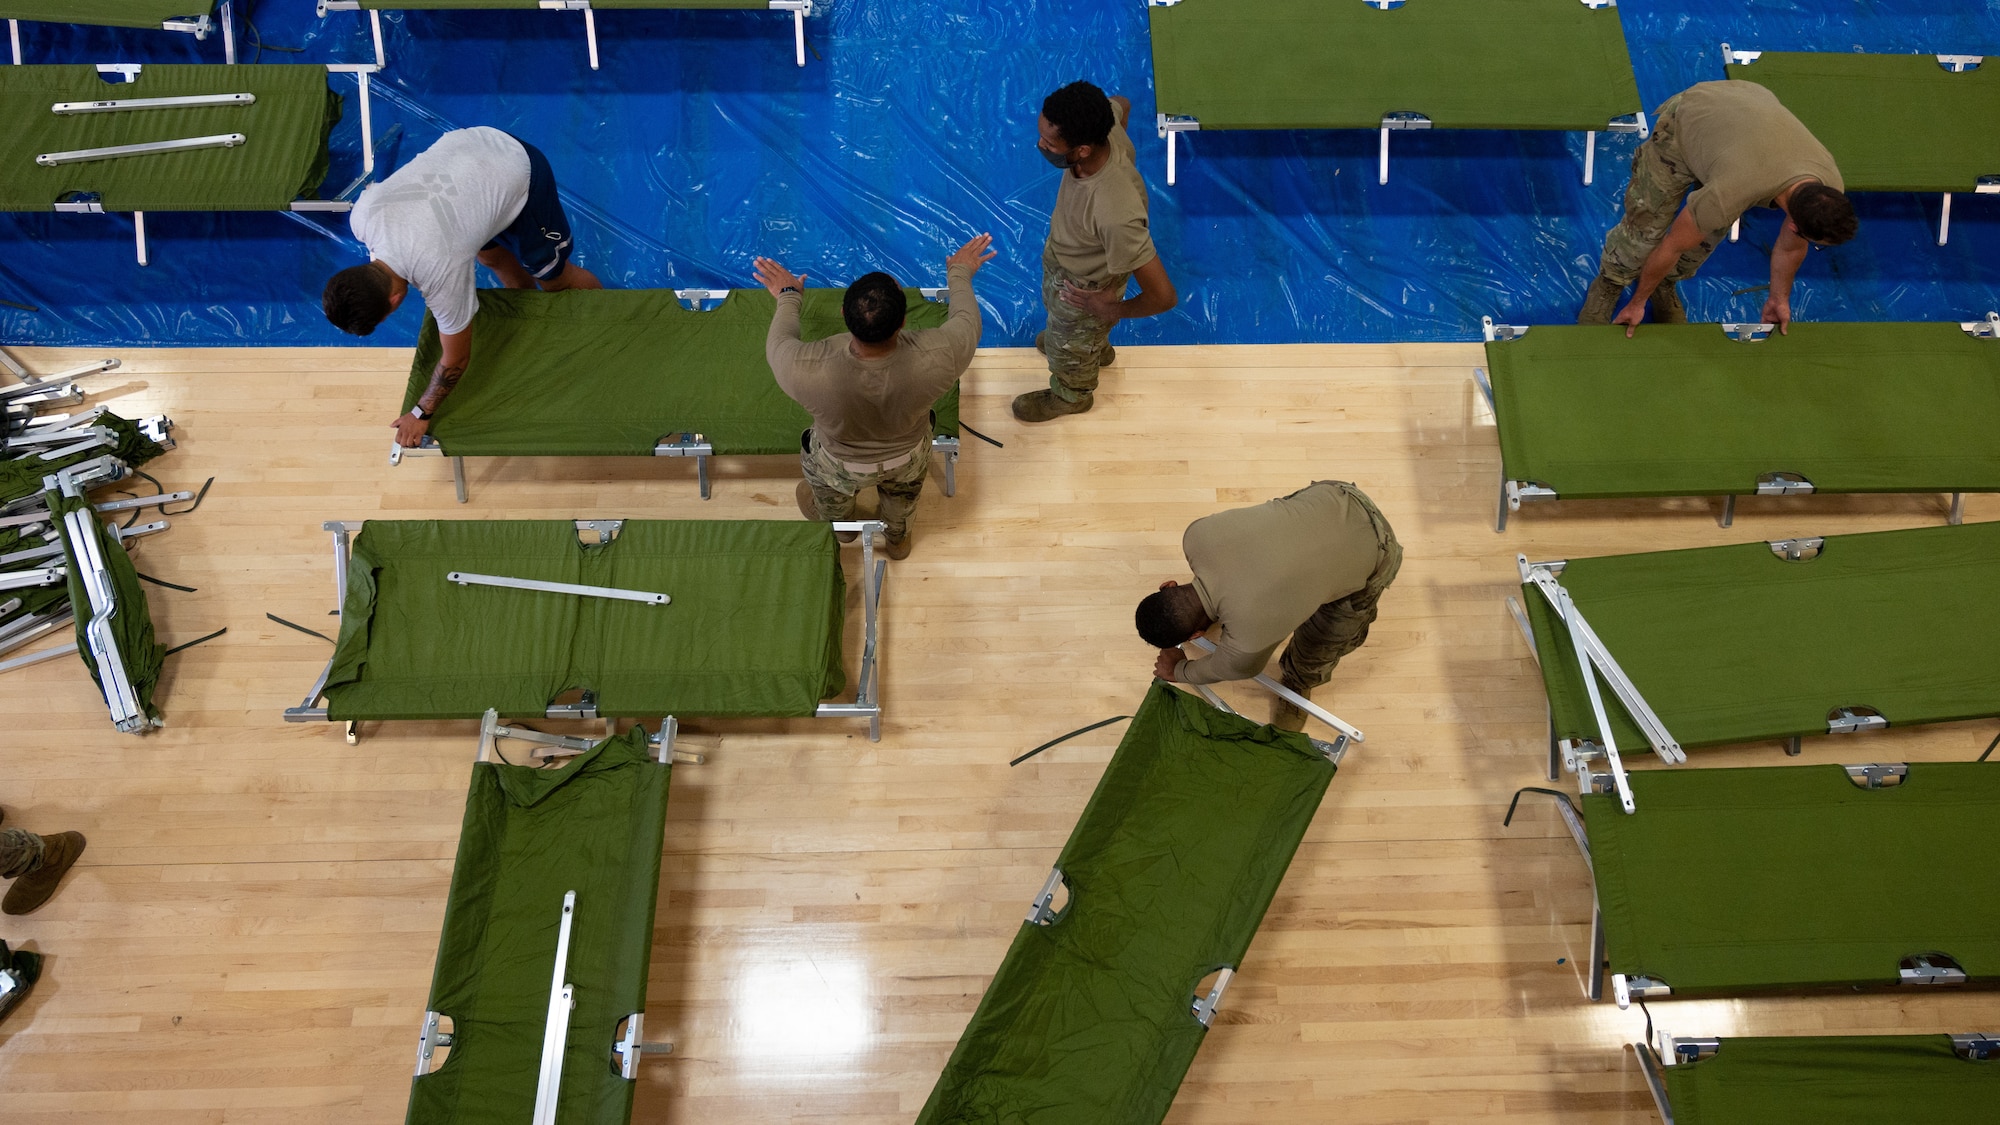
[755,234,993,560]
[0,811,84,916]
[1133,481,1401,732]
[1580,80,1857,335]
[1013,80,1178,423]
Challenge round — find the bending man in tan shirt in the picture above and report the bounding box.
[1581,80,1857,335]
[1134,482,1401,731]
[754,234,993,559]
[1013,80,1178,424]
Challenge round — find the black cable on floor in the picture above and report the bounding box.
[1010,715,1131,767]
[135,572,197,593]
[164,627,227,657]
[1980,728,1999,763]
[1503,786,1576,828]
[266,613,336,644]
[960,423,1004,448]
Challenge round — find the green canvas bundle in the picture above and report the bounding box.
[1487,322,2000,500]
[1150,0,1640,132]
[1584,764,2000,995]
[0,409,168,506]
[407,725,671,1125]
[323,518,846,720]
[46,486,165,723]
[1726,53,2000,194]
[916,682,1336,1125]
[1661,1035,2000,1124]
[1523,521,2000,751]
[0,64,341,212]
[404,287,958,457]
[0,1,210,29]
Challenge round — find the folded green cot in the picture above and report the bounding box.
[408,713,694,1125]
[1149,0,1644,186]
[915,681,1347,1125]
[390,286,964,502]
[3,2,232,63]
[1513,521,2000,806]
[1478,318,2000,531]
[319,0,814,71]
[1513,761,2000,1007]
[1723,48,2000,245]
[1634,1033,2000,1125]
[0,61,377,264]
[284,515,892,739]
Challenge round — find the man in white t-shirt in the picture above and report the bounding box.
[322,127,602,447]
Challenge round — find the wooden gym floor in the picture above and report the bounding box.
[0,341,1994,1123]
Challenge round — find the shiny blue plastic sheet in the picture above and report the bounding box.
[2,0,1998,348]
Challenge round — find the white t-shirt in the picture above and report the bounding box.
[349,127,532,335]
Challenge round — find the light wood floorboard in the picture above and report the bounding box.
[0,342,1993,1123]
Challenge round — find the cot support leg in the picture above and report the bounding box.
[221,1,236,64]
[1634,1041,1677,1125]
[1587,905,1605,1001]
[370,10,386,69]
[345,720,359,745]
[1547,704,1561,782]
[7,20,18,65]
[1940,192,1953,247]
[1716,494,1734,528]
[134,212,148,267]
[1495,471,1509,533]
[1378,127,1390,185]
[1166,128,1178,187]
[452,456,467,504]
[583,8,599,71]
[357,69,375,177]
[697,454,710,500]
[1729,218,1740,244]
[793,6,806,68]
[1583,130,1595,186]
[1785,735,1801,756]
[1949,491,1964,525]
[933,436,959,497]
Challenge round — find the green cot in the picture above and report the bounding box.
[406,716,684,1125]
[1148,0,1643,186]
[0,61,374,264]
[1635,1033,1999,1125]
[320,0,814,71]
[915,681,1345,1125]
[1724,49,2000,245]
[38,456,167,733]
[1519,762,2000,1006]
[284,516,893,739]
[1479,319,2000,531]
[1513,521,2000,806]
[392,286,965,503]
[1,1,230,60]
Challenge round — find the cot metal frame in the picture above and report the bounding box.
[284,516,891,740]
[410,711,684,1100]
[1152,0,1643,187]
[41,456,166,733]
[1479,315,1992,532]
[1633,1032,2000,1124]
[387,286,961,502]
[1179,633,1364,756]
[8,2,236,66]
[1722,44,2000,247]
[33,60,381,266]
[318,0,814,71]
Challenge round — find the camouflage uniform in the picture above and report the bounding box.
[1276,483,1403,690]
[1598,94,1731,286]
[799,430,930,543]
[1040,262,1125,402]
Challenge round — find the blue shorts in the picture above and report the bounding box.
[485,137,574,281]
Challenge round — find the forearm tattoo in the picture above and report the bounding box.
[417,358,467,413]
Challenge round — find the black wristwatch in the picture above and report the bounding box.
[779,285,800,296]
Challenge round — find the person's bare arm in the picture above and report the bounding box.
[1110,95,1131,129]
[1762,223,1811,334]
[1611,209,1710,337]
[1061,255,1178,323]
[392,328,470,447]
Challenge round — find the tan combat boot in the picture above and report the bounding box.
[1576,275,1626,325]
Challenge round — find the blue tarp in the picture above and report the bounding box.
[3,0,1998,347]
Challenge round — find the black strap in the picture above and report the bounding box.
[266,612,336,645]
[1980,728,1999,763]
[135,572,196,593]
[164,627,226,657]
[959,422,1004,449]
[1010,715,1131,767]
[1503,786,1576,827]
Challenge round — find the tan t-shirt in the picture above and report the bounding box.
[1178,482,1384,686]
[1674,80,1843,234]
[1042,118,1157,284]
[765,263,980,464]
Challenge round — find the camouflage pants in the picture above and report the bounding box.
[1277,482,1403,691]
[799,430,929,542]
[0,829,42,879]
[1040,260,1126,402]
[1598,95,1731,285]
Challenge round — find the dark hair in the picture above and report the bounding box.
[1135,585,1207,649]
[1787,182,1857,245]
[322,264,394,336]
[1042,80,1114,150]
[842,272,907,344]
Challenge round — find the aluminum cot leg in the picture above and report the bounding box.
[452,457,467,504]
